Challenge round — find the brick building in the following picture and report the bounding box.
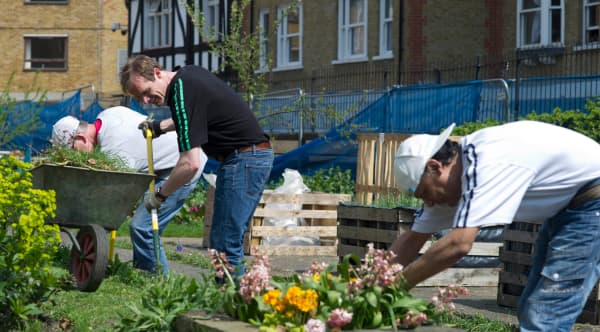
[0,0,128,104]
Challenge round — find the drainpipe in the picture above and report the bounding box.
[97,0,103,94]
[397,0,404,86]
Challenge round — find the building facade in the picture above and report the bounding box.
[0,0,128,104]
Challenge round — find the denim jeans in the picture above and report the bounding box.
[210,148,274,279]
[518,197,600,331]
[130,175,198,273]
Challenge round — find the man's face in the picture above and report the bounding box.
[71,131,93,153]
[413,160,461,207]
[127,69,168,106]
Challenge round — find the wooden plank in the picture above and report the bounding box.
[418,268,500,287]
[497,292,520,308]
[419,241,500,257]
[498,270,528,287]
[502,229,538,243]
[252,226,336,237]
[337,225,399,243]
[254,208,338,219]
[250,245,337,256]
[337,205,415,223]
[499,249,532,265]
[260,192,351,205]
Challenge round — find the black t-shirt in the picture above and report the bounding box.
[164,65,269,158]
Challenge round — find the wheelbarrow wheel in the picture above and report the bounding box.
[70,224,109,292]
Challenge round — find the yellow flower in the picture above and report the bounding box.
[263,289,282,307]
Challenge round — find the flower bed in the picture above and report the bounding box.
[209,244,468,331]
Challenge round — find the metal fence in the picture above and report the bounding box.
[252,45,600,135]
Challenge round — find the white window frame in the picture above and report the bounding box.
[276,4,303,70]
[203,0,220,40]
[145,0,171,49]
[375,0,393,59]
[516,0,564,49]
[584,0,600,46]
[336,0,368,63]
[258,8,270,71]
[23,34,68,71]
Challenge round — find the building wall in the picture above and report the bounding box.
[0,1,127,102]
[254,0,399,92]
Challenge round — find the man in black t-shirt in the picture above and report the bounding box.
[120,55,274,278]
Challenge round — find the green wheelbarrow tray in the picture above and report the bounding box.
[31,163,154,230]
[30,163,155,292]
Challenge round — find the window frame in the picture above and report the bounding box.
[144,0,172,49]
[23,34,68,71]
[376,0,393,59]
[516,0,564,49]
[276,4,303,70]
[583,0,600,46]
[258,8,270,71]
[336,0,368,63]
[202,0,221,41]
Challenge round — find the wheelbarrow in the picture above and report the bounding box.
[31,164,154,292]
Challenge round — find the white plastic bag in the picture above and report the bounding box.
[262,169,319,246]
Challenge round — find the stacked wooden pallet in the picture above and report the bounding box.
[497,220,600,324]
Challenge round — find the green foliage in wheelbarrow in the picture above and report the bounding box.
[0,156,62,330]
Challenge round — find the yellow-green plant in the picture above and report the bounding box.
[0,156,61,329]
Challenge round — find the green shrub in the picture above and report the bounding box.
[267,166,354,195]
[0,156,61,329]
[171,179,209,225]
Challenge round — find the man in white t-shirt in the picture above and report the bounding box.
[391,120,600,331]
[52,106,208,273]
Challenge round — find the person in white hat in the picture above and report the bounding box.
[391,120,600,331]
[52,106,208,274]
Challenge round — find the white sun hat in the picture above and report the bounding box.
[394,123,456,195]
[52,115,81,145]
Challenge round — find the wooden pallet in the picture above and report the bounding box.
[248,191,351,256]
[497,220,600,324]
[337,203,501,287]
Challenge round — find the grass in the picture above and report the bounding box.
[116,218,204,238]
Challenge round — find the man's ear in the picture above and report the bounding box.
[425,159,442,174]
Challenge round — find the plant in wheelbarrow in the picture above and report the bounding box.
[32,144,154,293]
[0,155,66,330]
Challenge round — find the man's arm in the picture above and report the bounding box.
[399,227,479,289]
[157,147,202,197]
[390,229,431,266]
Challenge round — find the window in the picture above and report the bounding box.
[117,48,128,81]
[337,0,367,61]
[517,0,564,48]
[24,35,67,70]
[145,0,171,48]
[378,0,393,57]
[203,0,220,40]
[276,4,302,69]
[259,9,270,70]
[584,0,600,44]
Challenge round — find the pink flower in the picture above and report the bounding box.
[431,284,469,313]
[305,318,325,332]
[327,308,353,328]
[238,254,272,303]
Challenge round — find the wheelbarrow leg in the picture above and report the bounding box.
[108,230,116,263]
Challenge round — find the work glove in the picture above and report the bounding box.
[144,191,164,211]
[138,119,164,139]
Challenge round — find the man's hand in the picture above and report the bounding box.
[138,120,164,139]
[143,192,163,211]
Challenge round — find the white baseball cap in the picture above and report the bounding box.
[52,116,80,145]
[394,123,456,195]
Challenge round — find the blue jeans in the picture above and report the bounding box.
[210,148,273,279]
[130,175,198,273]
[518,197,600,331]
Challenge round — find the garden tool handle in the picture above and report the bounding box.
[145,128,161,272]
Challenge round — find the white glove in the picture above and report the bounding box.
[144,192,163,211]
